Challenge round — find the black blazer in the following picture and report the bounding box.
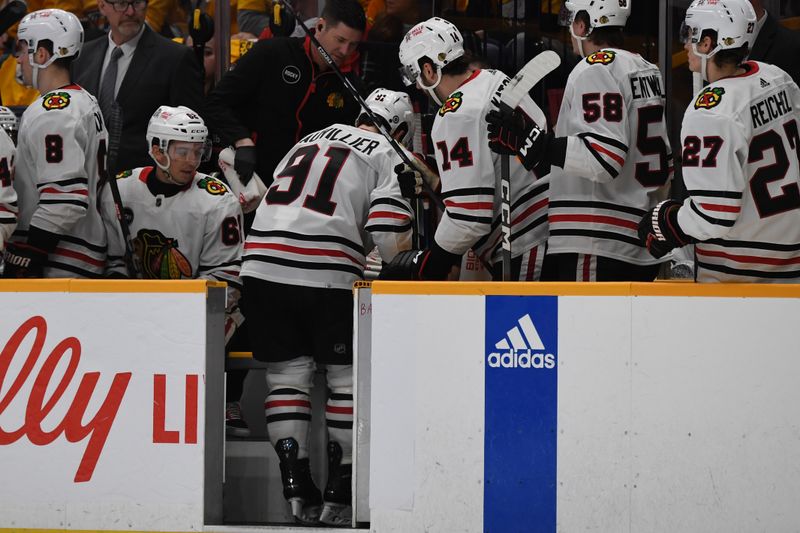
[750,12,800,85]
[72,25,204,175]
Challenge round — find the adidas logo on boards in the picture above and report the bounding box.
[487,314,556,369]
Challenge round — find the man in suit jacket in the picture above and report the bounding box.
[72,0,204,175]
[749,0,800,83]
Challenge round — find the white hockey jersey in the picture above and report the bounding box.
[431,69,549,267]
[548,49,673,265]
[101,167,243,290]
[12,85,108,277]
[240,124,414,290]
[0,127,17,250]
[676,61,800,282]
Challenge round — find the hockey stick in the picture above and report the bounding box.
[278,0,444,217]
[105,170,142,278]
[495,50,562,281]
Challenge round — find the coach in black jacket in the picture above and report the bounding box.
[72,0,204,175]
[203,0,366,187]
[749,0,800,83]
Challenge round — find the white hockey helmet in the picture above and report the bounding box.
[147,105,210,169]
[681,0,757,56]
[0,106,18,143]
[398,17,464,104]
[358,88,415,147]
[18,9,84,68]
[565,0,631,33]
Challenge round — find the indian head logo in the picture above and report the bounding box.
[134,228,193,279]
[327,92,345,109]
[197,176,228,196]
[42,91,71,111]
[586,50,616,65]
[438,91,463,117]
[694,87,726,109]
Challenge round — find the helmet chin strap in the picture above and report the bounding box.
[691,43,715,84]
[418,69,444,106]
[152,149,183,185]
[569,24,591,58]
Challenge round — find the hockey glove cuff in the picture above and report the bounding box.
[233,145,258,186]
[379,241,461,281]
[638,200,695,259]
[3,242,47,278]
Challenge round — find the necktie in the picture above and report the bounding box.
[99,47,123,174]
[98,46,122,122]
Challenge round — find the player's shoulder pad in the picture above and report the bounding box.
[41,90,72,111]
[585,49,617,66]
[195,174,231,196]
[693,86,727,111]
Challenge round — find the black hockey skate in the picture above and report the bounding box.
[274,437,322,525]
[320,440,353,526]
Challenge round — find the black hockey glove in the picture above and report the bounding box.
[233,145,258,186]
[379,241,461,281]
[395,162,423,199]
[486,106,563,172]
[3,242,47,278]
[486,105,533,156]
[638,199,695,259]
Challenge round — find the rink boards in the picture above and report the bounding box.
[368,282,800,533]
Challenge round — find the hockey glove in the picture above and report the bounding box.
[395,162,423,199]
[233,145,258,186]
[486,106,562,172]
[638,199,695,259]
[379,241,461,281]
[2,242,47,278]
[486,105,534,156]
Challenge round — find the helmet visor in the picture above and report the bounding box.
[679,21,699,44]
[168,140,211,163]
[398,64,418,87]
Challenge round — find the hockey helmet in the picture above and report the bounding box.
[398,17,463,103]
[0,107,19,144]
[681,0,757,56]
[357,88,415,147]
[18,9,84,67]
[565,0,631,34]
[147,105,210,165]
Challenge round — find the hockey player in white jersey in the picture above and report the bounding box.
[101,106,242,291]
[3,9,108,278]
[239,88,413,526]
[638,0,800,282]
[0,115,16,254]
[383,17,549,281]
[487,0,673,281]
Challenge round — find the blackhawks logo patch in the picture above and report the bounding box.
[116,169,133,179]
[197,176,228,195]
[586,50,616,65]
[694,87,726,109]
[135,228,193,279]
[438,91,463,116]
[327,92,344,109]
[42,91,71,110]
